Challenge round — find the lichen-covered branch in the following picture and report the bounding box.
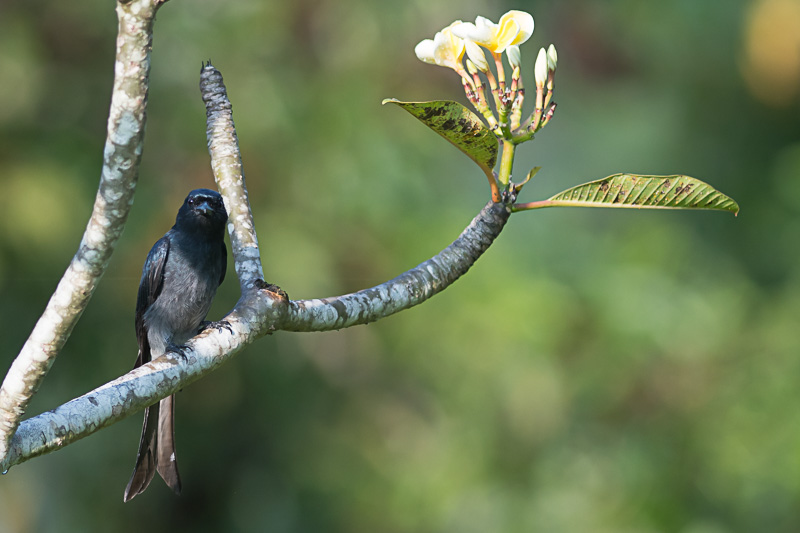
[200,63,264,290]
[0,0,168,464]
[0,312,254,470]
[283,200,510,331]
[0,201,507,470]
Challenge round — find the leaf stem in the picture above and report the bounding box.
[511,200,554,212]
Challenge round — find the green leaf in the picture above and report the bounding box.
[516,174,739,215]
[382,99,498,179]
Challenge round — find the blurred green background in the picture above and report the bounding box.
[1,0,799,531]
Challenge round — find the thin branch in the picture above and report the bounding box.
[200,62,264,290]
[284,200,510,331]
[0,0,168,464]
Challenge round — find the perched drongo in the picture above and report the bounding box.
[123,188,228,502]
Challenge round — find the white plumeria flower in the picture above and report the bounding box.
[414,21,466,72]
[452,10,534,54]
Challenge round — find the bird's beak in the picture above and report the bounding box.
[195,200,214,217]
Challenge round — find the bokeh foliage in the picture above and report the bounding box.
[1,0,799,532]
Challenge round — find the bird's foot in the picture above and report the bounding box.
[166,343,190,361]
[198,320,233,335]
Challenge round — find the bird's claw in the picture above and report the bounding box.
[198,320,233,335]
[167,343,190,361]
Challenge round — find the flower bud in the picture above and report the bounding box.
[534,47,548,87]
[547,44,558,71]
[464,40,490,71]
[465,59,479,76]
[506,45,521,69]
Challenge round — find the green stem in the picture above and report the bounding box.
[512,130,534,144]
[497,139,516,188]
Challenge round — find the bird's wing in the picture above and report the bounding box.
[134,235,170,368]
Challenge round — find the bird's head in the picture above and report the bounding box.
[176,189,228,235]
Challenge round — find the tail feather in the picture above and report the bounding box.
[156,395,181,494]
[123,403,159,502]
[123,395,182,501]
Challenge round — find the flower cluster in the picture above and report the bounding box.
[415,10,557,141]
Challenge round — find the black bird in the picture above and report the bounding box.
[123,188,228,502]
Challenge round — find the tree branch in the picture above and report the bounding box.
[284,200,510,332]
[0,63,512,473]
[0,312,256,469]
[200,63,264,291]
[0,0,168,464]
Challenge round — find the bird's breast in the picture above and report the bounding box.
[143,242,223,356]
